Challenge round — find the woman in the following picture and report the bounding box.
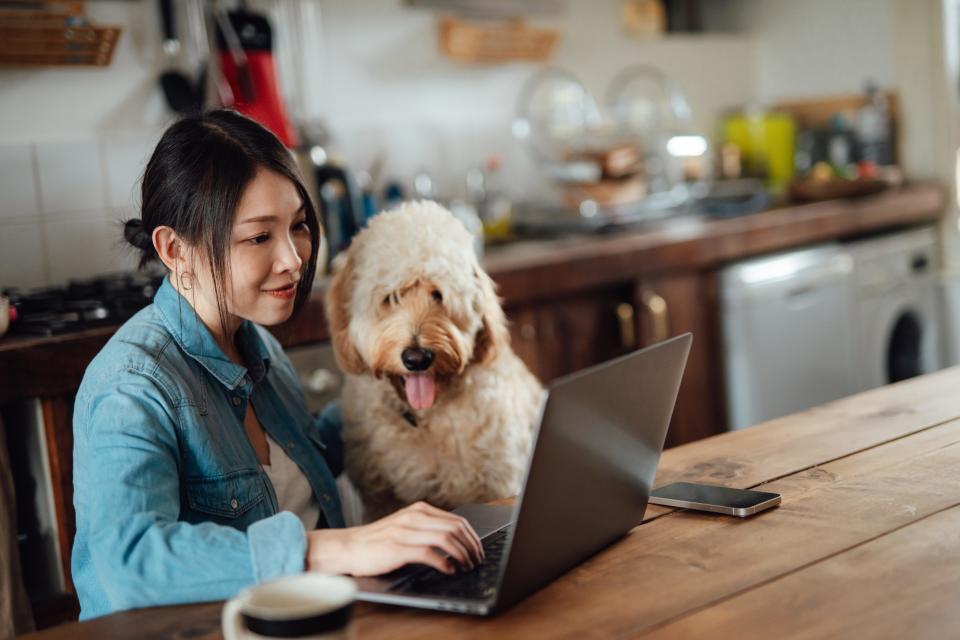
[72,110,483,620]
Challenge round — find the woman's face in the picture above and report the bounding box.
[191,169,312,332]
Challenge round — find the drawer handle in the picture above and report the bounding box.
[616,303,636,350]
[641,290,670,344]
[520,322,537,341]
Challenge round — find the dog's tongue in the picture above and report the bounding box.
[404,373,436,410]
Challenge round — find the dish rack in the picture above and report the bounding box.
[438,16,559,63]
[0,0,121,67]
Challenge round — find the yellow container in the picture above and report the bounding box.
[723,111,796,194]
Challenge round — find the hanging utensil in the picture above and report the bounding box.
[183,0,209,111]
[214,6,254,103]
[157,0,202,114]
[214,3,297,147]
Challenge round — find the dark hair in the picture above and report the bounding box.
[124,109,320,330]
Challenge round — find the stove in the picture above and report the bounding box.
[3,272,164,337]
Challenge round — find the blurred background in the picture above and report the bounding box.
[2,0,954,281]
[3,0,960,630]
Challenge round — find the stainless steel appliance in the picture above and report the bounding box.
[721,243,858,430]
[2,273,162,337]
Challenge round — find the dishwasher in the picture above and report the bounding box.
[721,243,858,430]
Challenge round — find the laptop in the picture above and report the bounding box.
[353,333,692,616]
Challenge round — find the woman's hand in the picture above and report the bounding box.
[305,501,485,576]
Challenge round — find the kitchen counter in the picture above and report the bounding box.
[486,181,945,302]
[24,365,960,639]
[1,181,943,402]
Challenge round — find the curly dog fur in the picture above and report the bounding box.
[325,201,543,520]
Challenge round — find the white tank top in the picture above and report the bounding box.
[261,433,322,531]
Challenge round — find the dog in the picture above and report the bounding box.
[325,201,543,521]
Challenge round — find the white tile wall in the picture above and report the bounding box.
[0,137,150,290]
[103,134,158,211]
[35,138,106,216]
[0,142,39,220]
[0,219,47,289]
[42,214,131,284]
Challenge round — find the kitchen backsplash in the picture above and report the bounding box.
[0,132,160,289]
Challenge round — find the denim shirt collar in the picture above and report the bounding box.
[153,277,271,390]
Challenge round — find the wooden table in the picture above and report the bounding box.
[25,366,960,639]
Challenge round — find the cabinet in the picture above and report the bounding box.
[639,271,727,447]
[504,270,726,447]
[506,283,637,383]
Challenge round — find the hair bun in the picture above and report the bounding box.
[123,218,152,251]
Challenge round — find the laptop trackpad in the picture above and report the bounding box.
[453,503,514,538]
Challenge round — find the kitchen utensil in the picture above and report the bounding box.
[605,64,693,133]
[157,0,202,114]
[313,160,365,263]
[183,0,210,111]
[512,67,608,177]
[562,175,648,212]
[215,4,298,147]
[514,65,703,220]
[214,7,254,103]
[694,178,769,217]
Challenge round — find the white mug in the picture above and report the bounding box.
[222,573,357,640]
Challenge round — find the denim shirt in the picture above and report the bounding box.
[72,277,345,620]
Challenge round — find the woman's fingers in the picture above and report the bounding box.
[393,526,474,570]
[398,543,455,575]
[456,519,485,564]
[401,503,485,564]
[328,503,493,577]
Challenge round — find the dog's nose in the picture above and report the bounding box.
[401,347,435,372]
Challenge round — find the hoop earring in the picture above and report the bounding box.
[179,271,194,291]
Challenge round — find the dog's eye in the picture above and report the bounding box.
[431,290,443,303]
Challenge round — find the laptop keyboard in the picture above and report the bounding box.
[389,527,510,600]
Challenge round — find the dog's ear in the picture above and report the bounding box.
[471,268,509,365]
[325,253,367,374]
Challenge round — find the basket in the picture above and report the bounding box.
[438,16,559,63]
[0,0,121,67]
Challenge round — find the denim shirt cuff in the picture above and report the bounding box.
[247,511,307,582]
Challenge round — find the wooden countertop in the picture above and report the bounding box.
[0,182,944,402]
[485,181,944,301]
[25,365,960,639]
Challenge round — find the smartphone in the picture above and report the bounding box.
[649,482,781,517]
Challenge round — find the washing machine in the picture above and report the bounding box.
[845,226,942,392]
